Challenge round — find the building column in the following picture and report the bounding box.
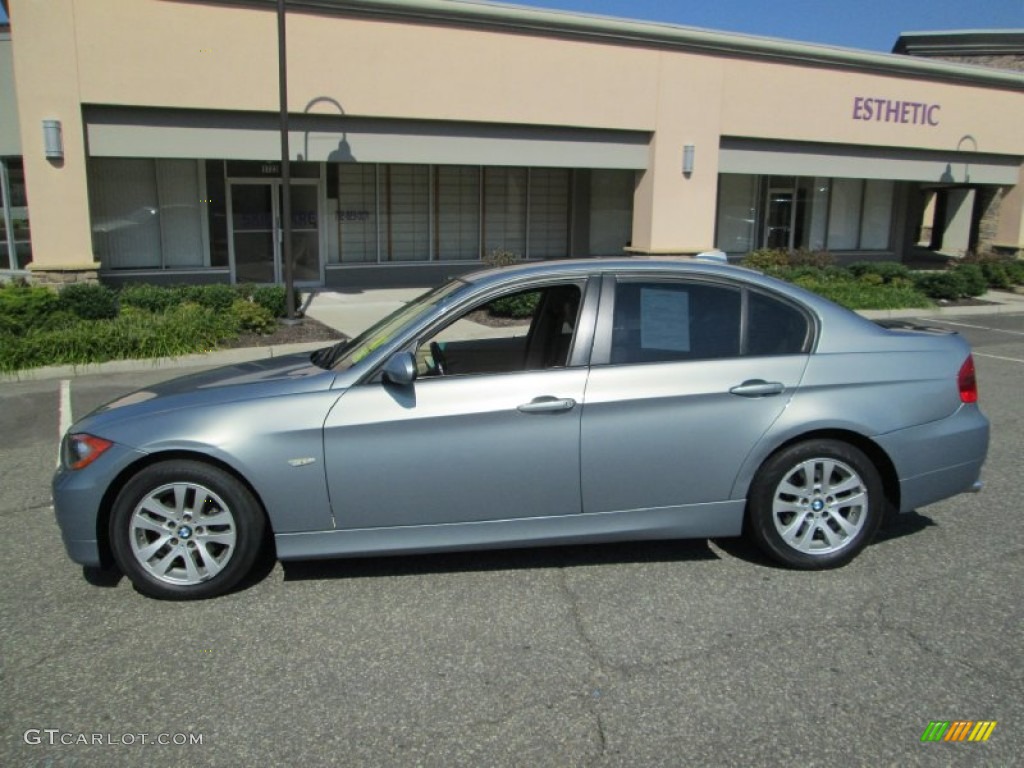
[10,0,100,285]
[940,188,975,257]
[629,54,723,256]
[993,163,1024,258]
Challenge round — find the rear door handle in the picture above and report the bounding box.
[517,397,577,414]
[729,379,785,397]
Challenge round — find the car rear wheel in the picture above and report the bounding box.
[109,460,265,599]
[747,440,883,569]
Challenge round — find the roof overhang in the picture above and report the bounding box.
[190,0,1024,91]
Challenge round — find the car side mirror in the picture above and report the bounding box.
[382,351,417,386]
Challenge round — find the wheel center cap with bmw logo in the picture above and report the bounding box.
[811,499,825,512]
[178,525,193,539]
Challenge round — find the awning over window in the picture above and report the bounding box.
[719,137,1021,185]
[84,107,650,170]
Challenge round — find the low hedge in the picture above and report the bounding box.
[0,281,300,372]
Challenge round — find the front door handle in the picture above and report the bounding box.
[517,397,577,414]
[729,380,785,397]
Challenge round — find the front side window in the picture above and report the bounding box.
[417,283,583,377]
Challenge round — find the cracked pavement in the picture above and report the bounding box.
[2,312,1023,767]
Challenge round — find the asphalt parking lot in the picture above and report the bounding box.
[2,312,1022,767]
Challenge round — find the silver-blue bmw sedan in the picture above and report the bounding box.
[54,260,989,599]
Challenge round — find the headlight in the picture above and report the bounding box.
[62,433,113,470]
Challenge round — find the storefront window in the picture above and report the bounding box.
[436,165,480,260]
[205,160,229,268]
[382,164,429,262]
[826,178,862,250]
[335,164,378,264]
[327,163,620,265]
[1,157,31,270]
[716,174,758,255]
[860,180,895,250]
[89,158,207,269]
[588,169,634,256]
[716,174,893,255]
[483,167,527,256]
[528,168,569,258]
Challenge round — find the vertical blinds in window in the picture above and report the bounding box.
[384,164,430,262]
[483,167,527,257]
[435,166,480,261]
[89,158,205,269]
[528,168,569,258]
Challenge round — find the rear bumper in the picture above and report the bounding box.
[874,404,989,513]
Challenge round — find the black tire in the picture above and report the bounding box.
[747,439,883,569]
[109,460,266,599]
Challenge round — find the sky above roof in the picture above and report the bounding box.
[1,1,1021,51]
[505,0,1024,52]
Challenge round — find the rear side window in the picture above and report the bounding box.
[611,282,741,364]
[747,291,810,356]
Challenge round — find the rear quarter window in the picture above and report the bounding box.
[746,291,811,356]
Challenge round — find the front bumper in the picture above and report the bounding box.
[52,443,148,567]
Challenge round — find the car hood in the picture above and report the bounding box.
[75,351,340,433]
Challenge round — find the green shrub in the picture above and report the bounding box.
[741,249,790,270]
[229,299,277,334]
[0,304,239,372]
[788,249,835,268]
[1006,260,1024,285]
[0,283,60,334]
[793,277,932,310]
[176,284,237,312]
[488,291,540,318]
[57,283,118,320]
[483,249,521,268]
[979,261,1013,290]
[858,273,885,286]
[913,271,967,301]
[847,261,911,283]
[774,266,851,283]
[952,264,988,297]
[119,283,183,313]
[250,285,300,318]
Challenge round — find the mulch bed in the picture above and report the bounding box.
[222,316,345,350]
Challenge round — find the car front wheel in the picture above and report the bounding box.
[109,460,265,599]
[747,440,883,569]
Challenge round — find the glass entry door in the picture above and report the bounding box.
[764,187,795,250]
[229,180,321,284]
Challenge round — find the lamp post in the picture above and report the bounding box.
[277,0,298,322]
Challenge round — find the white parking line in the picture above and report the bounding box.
[974,352,1024,364]
[928,319,1024,336]
[57,379,72,468]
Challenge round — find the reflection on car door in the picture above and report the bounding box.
[322,280,593,530]
[324,369,588,529]
[580,277,810,517]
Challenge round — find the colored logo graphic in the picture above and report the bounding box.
[921,721,997,742]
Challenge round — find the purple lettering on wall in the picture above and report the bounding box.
[851,97,941,127]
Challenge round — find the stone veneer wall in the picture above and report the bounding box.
[930,54,1024,73]
[28,267,101,289]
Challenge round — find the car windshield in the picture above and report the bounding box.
[312,279,469,371]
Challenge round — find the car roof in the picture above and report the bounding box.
[464,258,761,287]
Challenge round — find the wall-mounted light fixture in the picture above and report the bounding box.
[42,119,64,160]
[682,144,695,177]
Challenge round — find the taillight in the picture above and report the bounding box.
[958,355,978,404]
[62,433,113,470]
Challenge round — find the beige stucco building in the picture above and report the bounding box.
[2,0,1023,287]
